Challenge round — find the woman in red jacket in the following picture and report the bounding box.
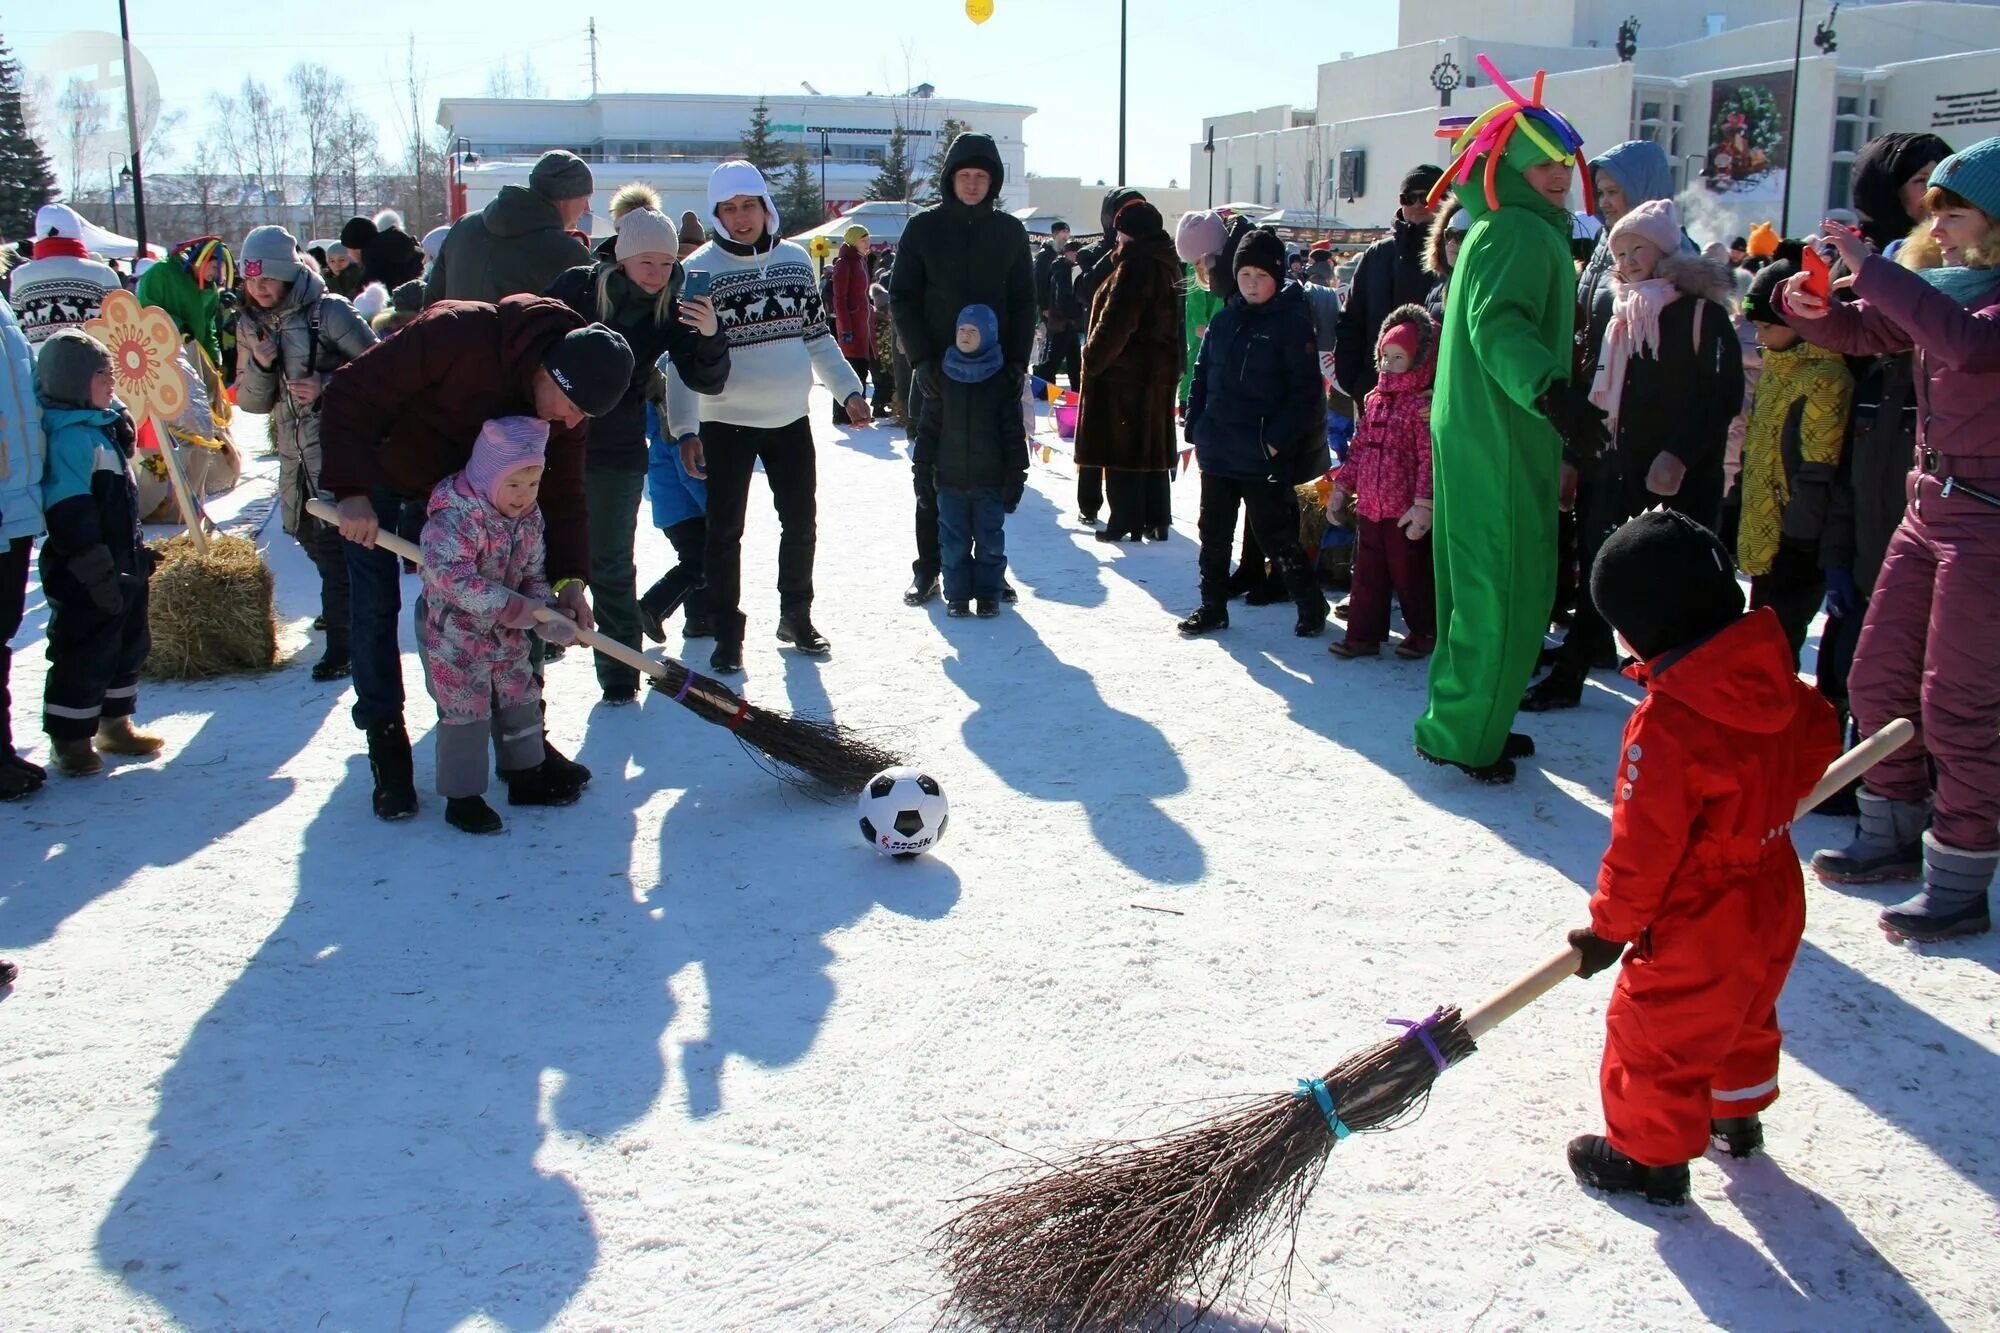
[1565,511,1840,1205]
[830,226,876,426]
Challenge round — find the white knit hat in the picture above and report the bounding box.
[615,206,679,262]
[421,225,449,261]
[706,159,781,239]
[34,203,84,241]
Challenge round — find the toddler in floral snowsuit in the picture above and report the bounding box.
[418,416,578,835]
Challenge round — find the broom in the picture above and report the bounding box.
[306,499,903,794]
[936,718,1917,1332]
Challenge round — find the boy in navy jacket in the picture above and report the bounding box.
[917,304,1028,617]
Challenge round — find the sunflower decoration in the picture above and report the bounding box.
[83,288,188,424]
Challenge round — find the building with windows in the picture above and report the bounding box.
[1193,1,2000,239]
[434,90,1032,232]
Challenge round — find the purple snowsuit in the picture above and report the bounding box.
[417,472,551,797]
[1786,254,2000,854]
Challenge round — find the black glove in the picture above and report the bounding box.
[68,545,130,615]
[917,360,944,398]
[1537,381,1609,458]
[1004,474,1025,513]
[1567,928,1626,979]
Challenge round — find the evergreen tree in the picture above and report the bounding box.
[865,127,912,203]
[773,151,824,236]
[916,118,970,206]
[0,34,59,237]
[738,97,791,174]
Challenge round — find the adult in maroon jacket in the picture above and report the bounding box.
[829,230,876,425]
[319,294,634,821]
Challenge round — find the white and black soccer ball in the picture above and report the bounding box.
[858,766,949,858]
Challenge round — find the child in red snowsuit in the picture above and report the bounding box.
[1327,305,1437,659]
[1565,510,1840,1204]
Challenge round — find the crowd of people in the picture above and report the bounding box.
[2,106,1997,1209]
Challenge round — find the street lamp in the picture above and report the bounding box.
[447,136,477,222]
[108,157,132,234]
[818,128,831,220]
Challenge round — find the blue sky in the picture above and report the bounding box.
[11,2,1402,190]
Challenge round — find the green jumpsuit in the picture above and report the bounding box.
[1414,135,1576,769]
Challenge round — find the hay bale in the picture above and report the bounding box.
[143,532,277,680]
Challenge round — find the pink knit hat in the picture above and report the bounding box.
[1608,197,1682,260]
[1174,209,1227,264]
[465,416,550,506]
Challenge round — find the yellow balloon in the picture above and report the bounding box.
[966,0,993,23]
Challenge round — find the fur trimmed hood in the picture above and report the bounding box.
[1653,251,1737,304]
[1377,302,1439,371]
[1425,199,1464,279]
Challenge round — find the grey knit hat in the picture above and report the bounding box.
[530,150,595,201]
[240,224,303,284]
[36,330,113,408]
[614,207,679,262]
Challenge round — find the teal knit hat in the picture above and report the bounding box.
[1930,136,2000,218]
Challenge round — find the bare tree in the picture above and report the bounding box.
[210,77,296,222]
[289,63,350,235]
[331,108,379,219]
[382,36,451,237]
[54,76,105,199]
[484,54,547,99]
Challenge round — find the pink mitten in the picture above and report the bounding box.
[534,612,578,646]
[499,594,542,630]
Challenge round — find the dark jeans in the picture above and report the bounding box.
[1107,468,1172,536]
[1818,596,1865,711]
[1,536,30,753]
[1035,327,1080,389]
[42,566,149,741]
[938,487,1008,601]
[344,488,410,730]
[644,516,711,623]
[1197,473,1298,604]
[1750,538,1826,669]
[702,417,818,631]
[301,513,350,640]
[1347,514,1435,644]
[912,462,940,580]
[1078,467,1104,520]
[585,465,647,693]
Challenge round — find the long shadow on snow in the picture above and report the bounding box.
[660,651,962,1118]
[940,608,1204,887]
[1,676,335,949]
[1614,1156,1949,1330]
[98,729,676,1330]
[1005,478,1108,609]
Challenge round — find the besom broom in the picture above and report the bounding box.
[307,499,903,794]
[935,719,1916,1331]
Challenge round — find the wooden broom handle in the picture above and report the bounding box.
[152,414,209,557]
[304,498,671,683]
[1461,716,1917,1041]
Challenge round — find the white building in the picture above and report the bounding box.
[1194,1,2000,241]
[435,90,1034,232]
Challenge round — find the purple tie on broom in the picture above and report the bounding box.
[307,499,903,794]
[934,720,1915,1331]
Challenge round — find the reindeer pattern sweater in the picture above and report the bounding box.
[664,236,862,435]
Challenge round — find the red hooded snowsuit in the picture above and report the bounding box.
[1589,608,1841,1167]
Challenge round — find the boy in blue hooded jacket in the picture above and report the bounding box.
[36,331,162,776]
[916,304,1028,617]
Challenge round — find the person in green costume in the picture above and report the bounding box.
[1414,67,1609,783]
[136,237,235,373]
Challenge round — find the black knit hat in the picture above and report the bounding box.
[1591,510,1745,662]
[1743,258,1796,324]
[1114,199,1164,239]
[1233,227,1287,286]
[1400,164,1446,199]
[542,324,635,418]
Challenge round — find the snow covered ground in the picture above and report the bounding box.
[3,395,1997,1333]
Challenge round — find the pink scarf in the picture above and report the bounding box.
[1589,276,1679,428]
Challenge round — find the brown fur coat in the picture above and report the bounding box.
[1075,231,1184,472]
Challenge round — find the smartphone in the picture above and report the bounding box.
[681,270,713,301]
[1801,243,1833,301]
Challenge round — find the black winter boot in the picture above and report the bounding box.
[638,569,693,644]
[0,752,42,801]
[1282,558,1329,637]
[776,609,831,655]
[1416,742,1516,785]
[1178,604,1228,636]
[1711,1115,1764,1159]
[539,735,592,789]
[904,572,940,607]
[503,759,587,808]
[1567,1134,1690,1204]
[311,633,352,682]
[366,721,418,821]
[1522,663,1586,712]
[446,795,504,834]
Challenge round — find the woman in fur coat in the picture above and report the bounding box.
[1075,200,1184,541]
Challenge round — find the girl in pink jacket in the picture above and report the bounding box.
[1328,305,1438,659]
[1784,136,2000,941]
[418,416,580,835]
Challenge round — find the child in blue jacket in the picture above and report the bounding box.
[639,398,712,641]
[36,331,162,775]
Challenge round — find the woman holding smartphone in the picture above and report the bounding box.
[547,205,731,703]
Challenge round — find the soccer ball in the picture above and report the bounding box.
[858,766,949,858]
